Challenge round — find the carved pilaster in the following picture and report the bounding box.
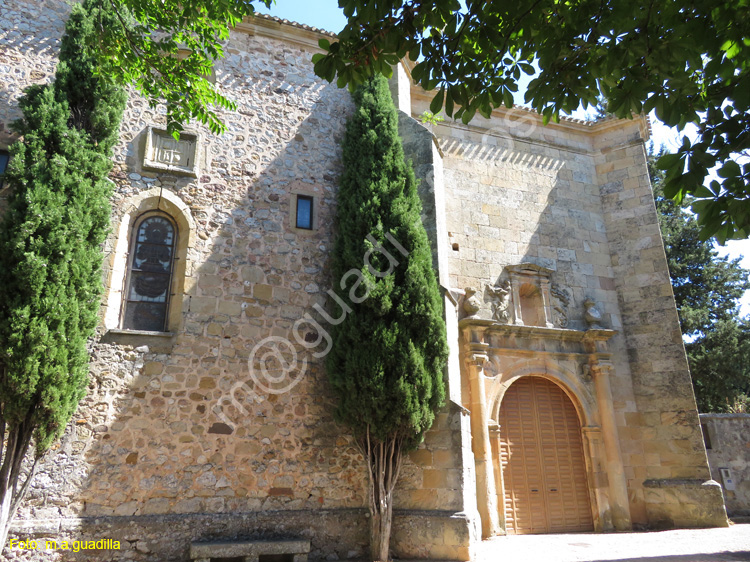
[540,278,554,328]
[581,426,612,532]
[488,423,507,533]
[465,344,500,538]
[510,277,523,326]
[587,357,632,531]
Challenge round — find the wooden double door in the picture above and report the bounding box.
[497,376,594,534]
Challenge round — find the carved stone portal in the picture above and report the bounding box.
[458,316,632,535]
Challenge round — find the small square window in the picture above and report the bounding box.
[0,150,9,189]
[296,195,313,230]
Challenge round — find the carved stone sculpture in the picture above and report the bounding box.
[583,297,604,329]
[551,284,571,328]
[487,280,512,323]
[463,287,482,317]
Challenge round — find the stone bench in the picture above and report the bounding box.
[190,539,311,562]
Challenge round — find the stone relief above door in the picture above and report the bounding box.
[459,262,604,332]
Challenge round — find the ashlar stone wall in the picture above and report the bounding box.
[409,86,727,532]
[593,122,726,528]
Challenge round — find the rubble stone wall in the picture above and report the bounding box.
[1,1,473,559]
[701,414,750,516]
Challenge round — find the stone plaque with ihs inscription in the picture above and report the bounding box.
[143,127,199,176]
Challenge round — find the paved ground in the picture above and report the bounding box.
[476,523,750,562]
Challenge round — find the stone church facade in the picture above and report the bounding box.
[0,0,728,560]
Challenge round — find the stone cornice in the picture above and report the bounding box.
[235,14,333,51]
[459,318,616,360]
[459,317,616,341]
[410,88,650,140]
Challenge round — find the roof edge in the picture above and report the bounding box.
[235,13,335,51]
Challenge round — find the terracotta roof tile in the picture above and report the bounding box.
[252,12,337,37]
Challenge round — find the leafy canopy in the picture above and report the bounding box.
[326,76,448,449]
[651,150,750,412]
[312,0,750,241]
[91,0,270,136]
[89,1,748,239]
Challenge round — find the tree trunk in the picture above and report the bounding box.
[0,483,14,550]
[364,428,403,562]
[0,418,38,549]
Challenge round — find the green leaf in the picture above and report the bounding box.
[718,161,741,179]
[445,87,454,117]
[430,88,445,114]
[502,89,514,109]
[656,153,682,171]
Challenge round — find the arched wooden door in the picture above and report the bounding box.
[498,376,593,534]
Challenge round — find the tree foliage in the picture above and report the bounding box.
[651,151,750,412]
[327,75,447,447]
[89,0,270,136]
[0,0,126,544]
[326,75,447,559]
[83,0,749,239]
[312,0,750,241]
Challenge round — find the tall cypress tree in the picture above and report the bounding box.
[0,1,126,544]
[327,76,448,561]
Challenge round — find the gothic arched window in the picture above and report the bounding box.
[122,213,177,332]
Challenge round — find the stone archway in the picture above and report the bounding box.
[495,376,594,534]
[102,187,196,333]
[459,317,633,537]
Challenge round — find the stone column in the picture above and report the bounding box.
[489,423,507,533]
[540,278,554,328]
[582,425,613,532]
[466,345,500,538]
[590,361,632,531]
[509,273,523,325]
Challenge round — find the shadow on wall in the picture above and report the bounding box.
[0,0,71,138]
[10,67,373,561]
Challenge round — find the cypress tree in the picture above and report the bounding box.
[0,0,126,543]
[327,76,448,561]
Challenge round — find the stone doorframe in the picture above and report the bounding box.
[459,318,633,537]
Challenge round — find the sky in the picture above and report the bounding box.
[256,0,750,316]
[255,0,346,32]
